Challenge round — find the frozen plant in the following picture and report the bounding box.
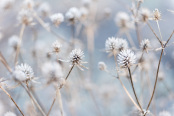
[50,13,64,26]
[17,9,33,26]
[117,49,136,68]
[65,7,81,24]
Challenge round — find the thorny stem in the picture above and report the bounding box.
[47,88,63,116]
[0,85,24,116]
[21,83,47,116]
[145,49,164,114]
[65,64,75,80]
[127,67,143,112]
[15,24,25,66]
[113,54,141,111]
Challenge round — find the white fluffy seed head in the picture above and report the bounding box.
[118,49,136,68]
[50,13,64,26]
[140,8,151,22]
[140,39,151,52]
[51,40,62,53]
[105,37,128,54]
[153,8,161,21]
[0,0,14,10]
[22,0,34,9]
[79,7,88,19]
[115,12,130,29]
[159,111,171,116]
[17,9,33,25]
[14,63,34,81]
[69,49,84,65]
[4,112,16,116]
[98,62,107,71]
[37,2,50,17]
[8,35,19,50]
[65,7,81,23]
[41,61,63,79]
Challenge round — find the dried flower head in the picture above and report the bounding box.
[17,9,33,25]
[68,49,87,70]
[159,111,171,116]
[65,7,81,23]
[50,13,64,26]
[140,39,151,52]
[51,40,62,54]
[37,2,50,17]
[4,112,16,116]
[115,12,131,30]
[14,63,34,82]
[22,0,34,9]
[153,8,161,21]
[105,37,128,55]
[140,8,151,22]
[0,0,14,10]
[118,49,136,68]
[79,7,88,19]
[98,62,107,71]
[8,35,19,50]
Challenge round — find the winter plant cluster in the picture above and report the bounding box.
[0,0,174,116]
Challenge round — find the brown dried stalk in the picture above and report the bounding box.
[113,54,142,111]
[15,24,25,66]
[127,67,143,112]
[0,85,24,116]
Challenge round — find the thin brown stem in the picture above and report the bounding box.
[113,54,141,111]
[65,64,75,80]
[0,86,24,116]
[127,67,143,112]
[47,88,64,116]
[165,30,174,47]
[146,21,163,46]
[21,83,47,116]
[145,49,164,113]
[15,24,25,66]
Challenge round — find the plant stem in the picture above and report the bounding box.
[113,54,141,111]
[65,64,75,81]
[15,24,25,66]
[0,85,24,116]
[47,88,64,116]
[145,49,164,113]
[127,67,143,112]
[21,83,47,116]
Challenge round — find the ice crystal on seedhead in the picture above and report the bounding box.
[50,13,64,26]
[4,112,16,116]
[118,49,136,68]
[14,63,34,82]
[105,37,128,55]
[153,8,161,21]
[60,49,88,70]
[140,39,151,52]
[159,111,171,116]
[17,9,33,25]
[140,8,151,22]
[65,7,81,23]
[51,40,62,53]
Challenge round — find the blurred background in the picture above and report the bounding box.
[0,0,174,116]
